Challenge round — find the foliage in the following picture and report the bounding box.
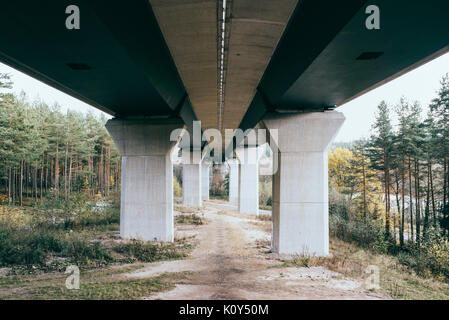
[259,175,272,208]
[329,187,389,253]
[173,176,182,198]
[175,213,203,225]
[0,74,120,206]
[328,147,384,220]
[329,74,449,280]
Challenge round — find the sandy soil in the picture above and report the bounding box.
[122,202,389,300]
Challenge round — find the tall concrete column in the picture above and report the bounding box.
[263,111,345,256]
[201,162,210,201]
[227,159,239,204]
[235,146,260,215]
[182,150,202,206]
[106,118,182,242]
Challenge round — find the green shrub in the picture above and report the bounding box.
[259,178,272,208]
[329,187,389,253]
[0,194,116,268]
[397,232,449,280]
[0,224,112,267]
[173,177,182,198]
[175,214,203,225]
[266,195,272,207]
[329,213,388,253]
[329,187,449,281]
[0,227,57,266]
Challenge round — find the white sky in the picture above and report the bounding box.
[335,52,449,142]
[0,63,107,118]
[1,51,448,142]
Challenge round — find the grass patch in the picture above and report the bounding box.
[174,205,201,214]
[26,272,190,300]
[0,193,195,274]
[276,256,311,268]
[256,214,271,221]
[0,226,113,270]
[113,240,193,263]
[272,238,449,299]
[175,214,204,225]
[0,268,191,300]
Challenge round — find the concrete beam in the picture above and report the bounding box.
[262,111,345,256]
[106,118,183,242]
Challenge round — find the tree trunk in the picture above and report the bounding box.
[34,165,37,202]
[8,167,11,205]
[423,162,431,240]
[45,155,48,193]
[55,139,59,199]
[40,154,44,200]
[12,169,16,205]
[400,155,405,246]
[394,171,401,245]
[408,157,414,242]
[415,160,421,246]
[64,141,69,200]
[68,151,73,198]
[20,160,23,206]
[362,161,367,220]
[429,160,436,228]
[99,148,104,196]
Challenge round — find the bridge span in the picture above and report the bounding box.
[1,0,448,255]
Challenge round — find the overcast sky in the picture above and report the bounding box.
[335,52,449,142]
[1,51,448,142]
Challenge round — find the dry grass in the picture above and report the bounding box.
[275,238,449,300]
[174,205,202,214]
[0,267,193,300]
[256,214,271,221]
[249,221,271,234]
[175,214,205,225]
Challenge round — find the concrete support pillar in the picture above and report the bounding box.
[182,149,203,206]
[227,159,239,204]
[263,111,345,256]
[106,118,182,242]
[201,162,210,201]
[235,146,261,215]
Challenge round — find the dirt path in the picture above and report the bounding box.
[123,202,389,300]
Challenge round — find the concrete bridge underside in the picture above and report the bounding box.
[1,0,448,255]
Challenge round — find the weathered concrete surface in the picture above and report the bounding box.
[222,0,298,132]
[263,111,345,256]
[106,118,183,242]
[227,159,239,204]
[183,162,202,206]
[235,147,261,215]
[150,0,218,131]
[201,162,210,201]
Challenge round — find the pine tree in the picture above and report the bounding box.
[369,101,394,239]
